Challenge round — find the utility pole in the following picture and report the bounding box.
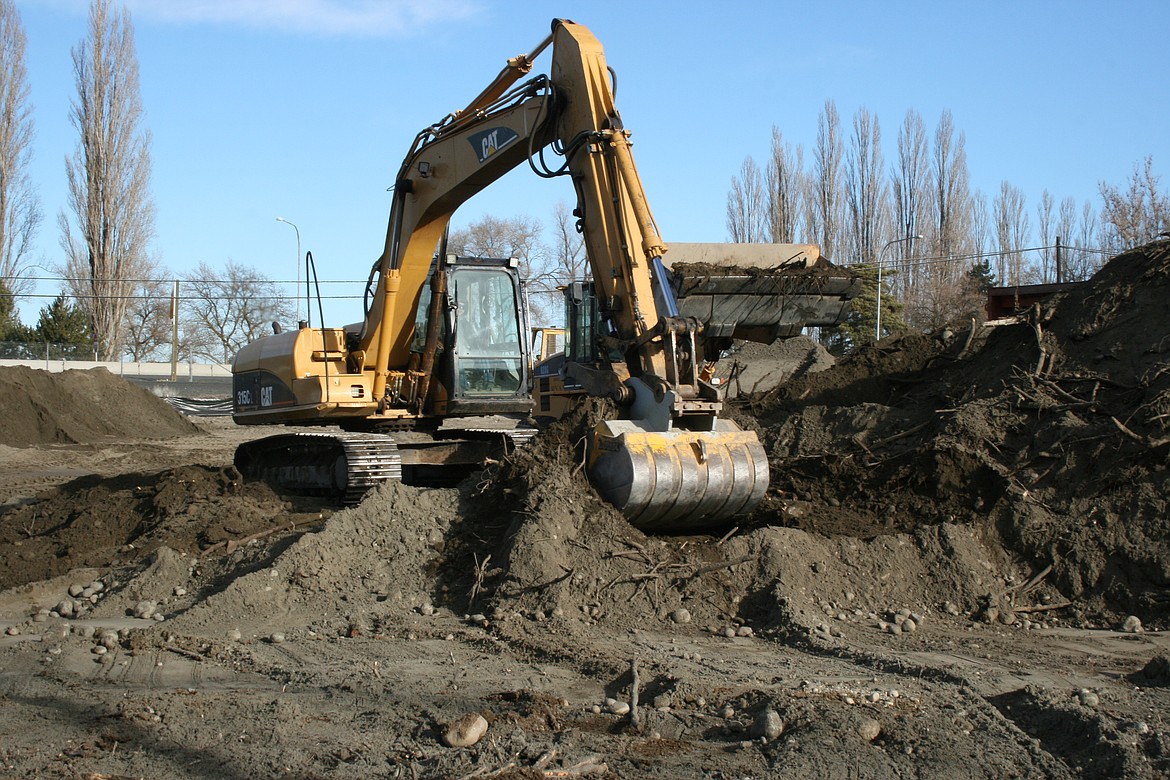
[169,280,179,381]
[1055,236,1063,284]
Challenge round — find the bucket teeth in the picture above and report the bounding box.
[588,419,769,530]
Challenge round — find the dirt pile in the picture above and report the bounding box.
[745,240,1170,627]
[0,463,330,591]
[0,366,200,447]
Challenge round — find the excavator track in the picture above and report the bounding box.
[234,432,403,505]
[235,423,538,504]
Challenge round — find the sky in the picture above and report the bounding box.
[10,0,1170,329]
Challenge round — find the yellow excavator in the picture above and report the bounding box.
[232,19,857,530]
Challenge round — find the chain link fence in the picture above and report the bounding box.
[0,340,95,360]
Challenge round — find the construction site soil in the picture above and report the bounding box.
[1,241,1169,778]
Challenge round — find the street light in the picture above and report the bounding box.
[875,234,923,340]
[276,216,302,323]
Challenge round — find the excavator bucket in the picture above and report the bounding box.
[588,418,769,531]
[663,242,861,344]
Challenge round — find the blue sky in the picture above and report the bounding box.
[11,0,1170,327]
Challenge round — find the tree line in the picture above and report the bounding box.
[1,3,1164,364]
[726,100,1168,345]
[0,0,295,364]
[0,0,589,365]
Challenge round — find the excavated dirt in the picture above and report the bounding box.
[1,242,1170,779]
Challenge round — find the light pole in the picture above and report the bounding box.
[875,234,922,341]
[276,216,302,322]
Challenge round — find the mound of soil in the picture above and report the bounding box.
[743,240,1170,626]
[0,464,329,591]
[0,366,200,447]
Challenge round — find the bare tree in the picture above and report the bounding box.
[931,110,973,266]
[970,190,991,264]
[725,156,767,242]
[549,200,585,283]
[448,214,545,270]
[59,0,155,360]
[182,260,293,364]
[1035,190,1054,282]
[1098,155,1169,251]
[993,180,1031,285]
[891,109,930,299]
[1056,195,1077,282]
[764,126,804,243]
[1074,200,1101,280]
[0,0,40,300]
[810,100,844,261]
[844,106,887,265]
[121,256,170,360]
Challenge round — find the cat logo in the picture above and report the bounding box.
[468,127,520,164]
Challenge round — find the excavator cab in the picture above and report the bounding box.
[444,258,529,408]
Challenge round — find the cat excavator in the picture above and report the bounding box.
[232,19,857,530]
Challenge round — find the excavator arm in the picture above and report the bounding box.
[538,20,768,528]
[361,18,767,528]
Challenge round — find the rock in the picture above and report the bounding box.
[901,618,917,633]
[606,700,630,716]
[1077,689,1100,708]
[68,584,84,597]
[133,600,157,619]
[1135,654,1170,686]
[750,708,784,740]
[858,718,882,741]
[736,625,754,638]
[441,713,488,747]
[226,629,242,642]
[722,626,736,638]
[669,608,691,624]
[269,632,286,644]
[1121,615,1143,633]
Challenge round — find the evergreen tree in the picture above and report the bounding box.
[0,278,35,354]
[36,294,92,358]
[820,264,906,354]
[965,259,996,295]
